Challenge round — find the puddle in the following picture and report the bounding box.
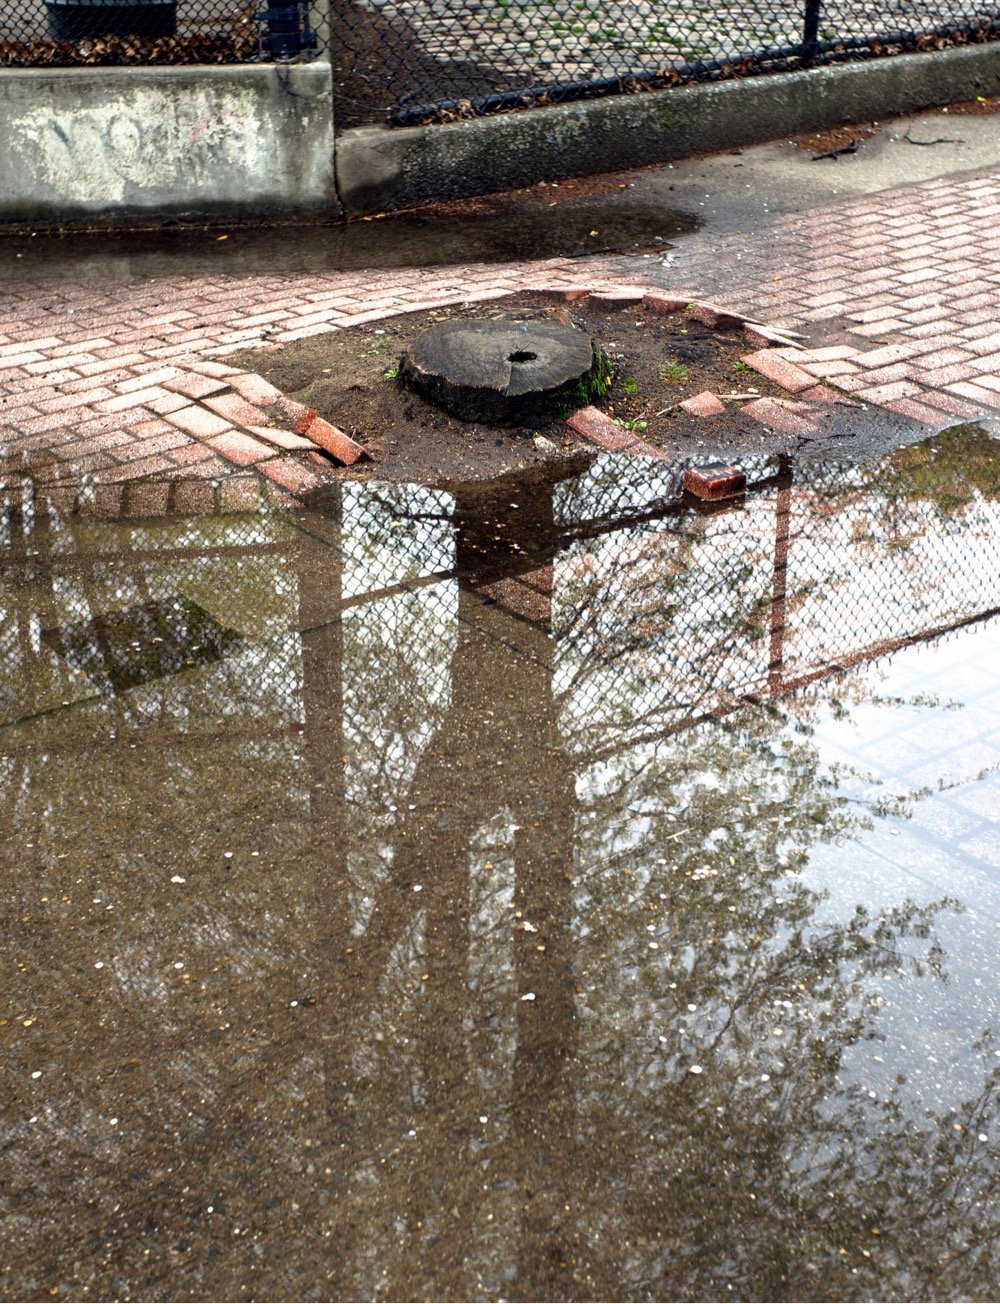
[2,426,1000,1300]
[0,197,699,282]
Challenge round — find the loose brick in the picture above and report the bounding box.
[683,462,747,501]
[566,406,634,451]
[739,350,816,393]
[680,391,727,416]
[289,402,319,433]
[302,416,371,466]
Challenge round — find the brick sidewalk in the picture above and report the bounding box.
[0,259,629,516]
[1,163,999,515]
[664,166,1000,427]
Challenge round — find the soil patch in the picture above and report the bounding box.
[939,95,1000,115]
[230,293,851,485]
[791,124,877,154]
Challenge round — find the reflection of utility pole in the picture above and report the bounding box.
[768,454,793,700]
[293,490,360,1284]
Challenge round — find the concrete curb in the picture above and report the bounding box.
[335,43,1000,216]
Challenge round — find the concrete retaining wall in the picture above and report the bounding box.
[0,41,998,225]
[335,42,1000,216]
[0,62,338,225]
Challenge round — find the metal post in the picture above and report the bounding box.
[802,0,821,61]
[261,0,314,59]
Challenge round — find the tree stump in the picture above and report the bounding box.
[399,318,608,426]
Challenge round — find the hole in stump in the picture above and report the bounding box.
[508,350,538,363]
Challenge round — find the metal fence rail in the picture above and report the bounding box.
[1,0,998,124]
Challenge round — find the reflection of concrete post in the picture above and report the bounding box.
[453,477,586,1295]
[768,454,793,700]
[314,468,588,1295]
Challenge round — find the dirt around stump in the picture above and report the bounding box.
[229,293,864,485]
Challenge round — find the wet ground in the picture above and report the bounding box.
[0,193,696,278]
[2,421,999,1301]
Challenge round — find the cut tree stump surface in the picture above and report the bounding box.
[400,317,600,424]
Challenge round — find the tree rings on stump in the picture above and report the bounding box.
[399,318,608,426]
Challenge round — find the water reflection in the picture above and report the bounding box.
[1,426,999,1300]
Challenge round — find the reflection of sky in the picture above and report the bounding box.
[795,616,1000,1109]
[340,483,459,932]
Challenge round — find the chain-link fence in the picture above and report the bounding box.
[1,0,997,124]
[333,0,1000,124]
[0,0,314,67]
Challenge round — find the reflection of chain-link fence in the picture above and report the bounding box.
[327,444,1000,777]
[5,439,1000,768]
[551,446,1000,757]
[0,495,305,742]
